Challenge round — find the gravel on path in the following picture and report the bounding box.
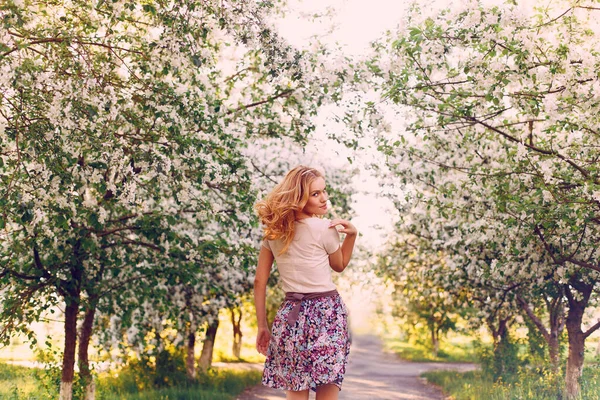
[235,334,477,400]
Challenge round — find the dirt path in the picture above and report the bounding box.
[235,334,477,400]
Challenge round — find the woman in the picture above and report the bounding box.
[253,165,357,400]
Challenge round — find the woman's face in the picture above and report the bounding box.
[302,177,329,216]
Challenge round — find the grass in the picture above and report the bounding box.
[0,363,42,399]
[423,366,600,400]
[383,333,479,363]
[585,338,600,363]
[385,331,600,399]
[0,362,262,400]
[99,387,233,400]
[0,302,265,400]
[97,367,262,399]
[383,332,600,364]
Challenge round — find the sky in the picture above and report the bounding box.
[275,0,408,55]
[273,0,409,250]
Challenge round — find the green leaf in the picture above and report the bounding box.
[20,210,32,224]
[88,213,101,229]
[88,161,107,169]
[142,4,157,15]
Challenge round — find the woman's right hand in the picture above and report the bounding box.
[256,327,271,355]
[329,218,358,236]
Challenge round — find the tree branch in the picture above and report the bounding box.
[471,117,594,183]
[229,89,294,114]
[101,239,162,252]
[534,224,565,265]
[584,319,600,339]
[536,7,573,28]
[517,294,550,342]
[564,256,600,273]
[3,35,145,58]
[33,245,53,279]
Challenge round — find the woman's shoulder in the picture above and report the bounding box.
[297,217,331,230]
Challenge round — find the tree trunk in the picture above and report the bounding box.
[59,299,80,400]
[493,319,509,377]
[198,318,219,371]
[516,290,565,372]
[565,328,585,400]
[564,281,593,400]
[183,288,197,380]
[548,331,560,372]
[78,304,97,400]
[231,307,243,359]
[59,241,84,400]
[548,287,566,372]
[491,318,508,348]
[431,326,439,357]
[186,327,196,380]
[486,316,517,380]
[561,278,600,399]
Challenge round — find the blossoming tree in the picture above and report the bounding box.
[339,0,600,397]
[0,1,335,398]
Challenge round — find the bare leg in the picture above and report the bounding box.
[315,384,339,400]
[286,389,309,400]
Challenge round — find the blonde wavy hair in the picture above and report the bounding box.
[255,166,324,254]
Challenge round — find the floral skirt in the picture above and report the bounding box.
[262,293,350,392]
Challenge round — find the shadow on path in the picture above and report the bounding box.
[234,334,477,400]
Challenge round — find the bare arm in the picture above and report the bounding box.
[254,246,274,354]
[328,219,358,273]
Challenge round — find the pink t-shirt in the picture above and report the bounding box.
[262,217,341,293]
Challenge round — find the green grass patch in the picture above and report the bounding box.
[0,362,261,400]
[383,335,478,363]
[98,386,235,400]
[423,366,600,400]
[0,362,49,399]
[0,362,34,381]
[213,349,265,364]
[96,367,262,400]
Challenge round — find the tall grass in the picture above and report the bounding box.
[99,387,232,400]
[0,362,49,399]
[0,362,261,400]
[96,367,262,399]
[423,366,600,400]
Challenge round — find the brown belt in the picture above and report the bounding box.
[285,289,339,326]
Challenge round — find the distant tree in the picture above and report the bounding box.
[380,236,464,357]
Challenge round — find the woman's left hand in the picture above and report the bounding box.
[328,219,358,236]
[256,327,271,355]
